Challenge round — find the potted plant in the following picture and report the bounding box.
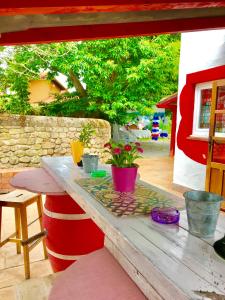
[104,141,144,192]
[70,122,95,167]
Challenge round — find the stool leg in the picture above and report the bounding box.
[20,206,30,279]
[14,208,21,254]
[37,196,48,259]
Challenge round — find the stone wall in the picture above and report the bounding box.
[0,114,111,169]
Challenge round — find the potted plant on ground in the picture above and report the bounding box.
[104,141,144,192]
[70,122,95,167]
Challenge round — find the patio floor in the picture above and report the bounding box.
[0,155,182,299]
[138,156,184,197]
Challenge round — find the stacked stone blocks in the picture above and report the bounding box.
[0,114,111,169]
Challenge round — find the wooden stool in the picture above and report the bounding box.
[0,190,48,279]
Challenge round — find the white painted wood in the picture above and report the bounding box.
[42,156,225,300]
[105,237,163,300]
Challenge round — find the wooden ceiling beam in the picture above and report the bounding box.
[0,16,225,46]
[1,1,225,15]
[1,8,225,34]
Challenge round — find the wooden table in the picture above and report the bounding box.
[42,156,225,300]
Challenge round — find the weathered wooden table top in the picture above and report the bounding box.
[42,156,225,300]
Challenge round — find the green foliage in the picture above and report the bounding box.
[0,94,32,115]
[0,35,180,123]
[79,122,96,148]
[159,117,172,134]
[40,93,88,117]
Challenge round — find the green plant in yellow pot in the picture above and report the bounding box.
[70,122,95,166]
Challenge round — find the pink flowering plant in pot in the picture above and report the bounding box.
[104,141,144,192]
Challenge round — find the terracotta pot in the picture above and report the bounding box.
[70,141,84,166]
[111,165,138,193]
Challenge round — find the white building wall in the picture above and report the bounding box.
[173,29,225,190]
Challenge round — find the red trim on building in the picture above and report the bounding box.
[1,1,225,14]
[177,65,225,165]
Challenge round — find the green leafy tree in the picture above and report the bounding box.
[0,35,180,123]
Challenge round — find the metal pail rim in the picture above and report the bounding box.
[183,190,224,203]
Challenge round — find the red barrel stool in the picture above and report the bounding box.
[49,248,147,300]
[43,194,104,272]
[10,168,104,272]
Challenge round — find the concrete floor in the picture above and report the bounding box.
[0,144,183,299]
[140,139,170,158]
[137,156,182,197]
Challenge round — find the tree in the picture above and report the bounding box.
[0,34,180,123]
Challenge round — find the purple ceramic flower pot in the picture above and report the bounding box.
[111,165,138,193]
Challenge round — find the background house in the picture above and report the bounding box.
[28,72,68,104]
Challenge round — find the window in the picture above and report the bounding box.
[199,88,212,129]
[193,82,212,137]
[215,86,225,134]
[193,82,225,137]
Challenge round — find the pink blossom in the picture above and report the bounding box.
[124,144,132,151]
[113,148,122,155]
[137,147,144,153]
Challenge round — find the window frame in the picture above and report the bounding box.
[192,81,212,137]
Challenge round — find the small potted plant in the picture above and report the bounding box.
[70,122,95,167]
[104,141,144,192]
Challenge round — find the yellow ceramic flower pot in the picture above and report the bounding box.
[70,141,84,165]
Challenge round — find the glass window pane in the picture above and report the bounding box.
[215,114,225,133]
[216,86,225,110]
[199,88,212,128]
[213,142,225,163]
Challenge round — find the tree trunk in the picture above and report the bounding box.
[69,69,87,98]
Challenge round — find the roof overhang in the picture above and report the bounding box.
[1,2,225,45]
[157,92,177,109]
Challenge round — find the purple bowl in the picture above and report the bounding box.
[150,207,180,224]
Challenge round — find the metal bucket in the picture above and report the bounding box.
[82,154,99,173]
[183,190,223,238]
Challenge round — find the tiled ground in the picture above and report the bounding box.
[0,155,182,299]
